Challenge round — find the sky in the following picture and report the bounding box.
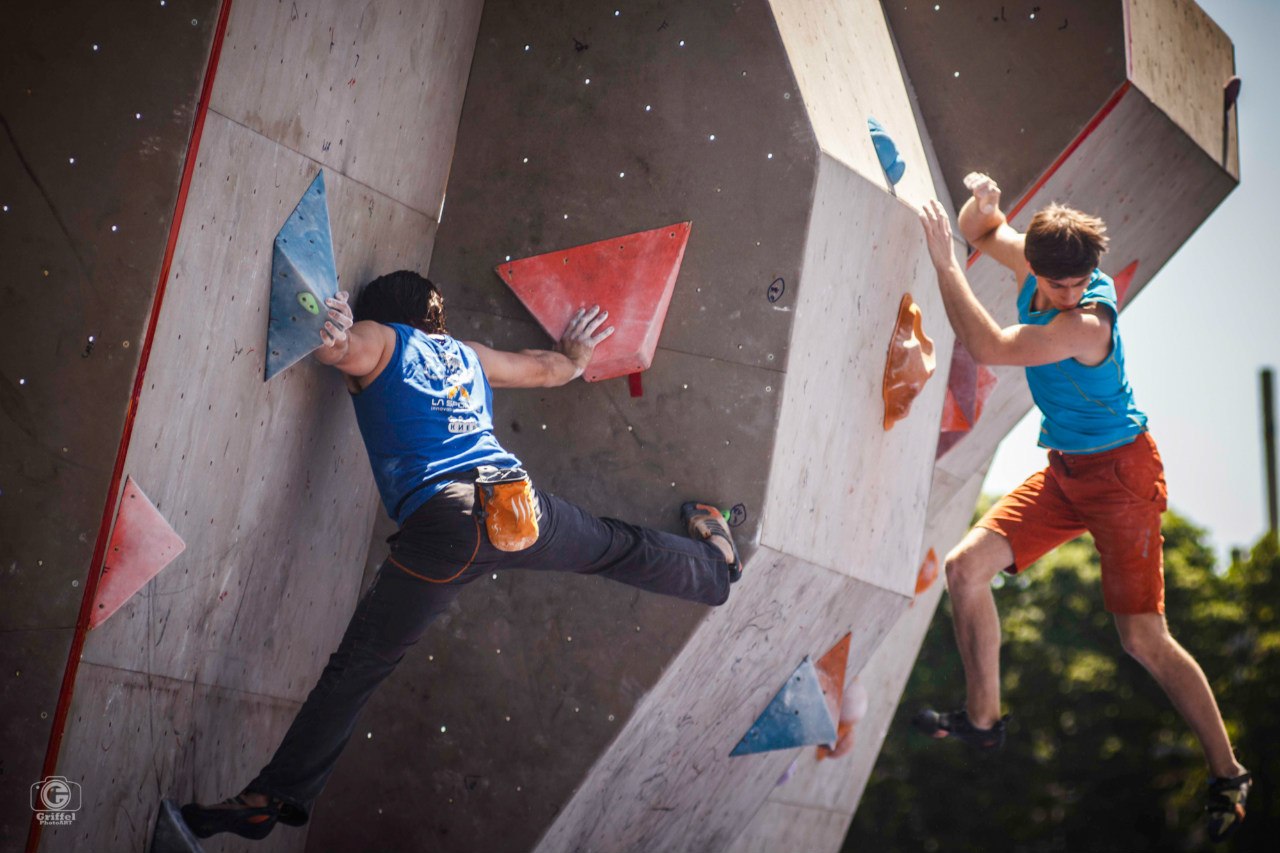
[982,0,1280,562]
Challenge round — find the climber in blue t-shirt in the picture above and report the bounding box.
[181,270,741,841]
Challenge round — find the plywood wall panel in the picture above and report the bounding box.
[725,799,852,853]
[1,2,218,845]
[211,0,485,216]
[726,464,989,853]
[427,0,818,375]
[79,114,434,705]
[43,671,306,853]
[1012,86,1236,284]
[762,158,953,596]
[0,630,71,848]
[38,665,196,853]
[1128,0,1238,176]
[767,0,946,206]
[879,0,1127,204]
[533,549,910,853]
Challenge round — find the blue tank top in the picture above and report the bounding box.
[351,325,522,524]
[1017,270,1148,453]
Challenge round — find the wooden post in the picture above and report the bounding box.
[1263,368,1277,537]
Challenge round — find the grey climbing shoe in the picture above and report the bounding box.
[680,501,741,582]
[911,707,1008,751]
[1205,771,1250,843]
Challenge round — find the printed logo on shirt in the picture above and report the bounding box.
[448,416,480,434]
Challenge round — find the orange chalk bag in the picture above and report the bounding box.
[474,466,539,552]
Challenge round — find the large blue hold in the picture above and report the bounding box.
[730,656,839,756]
[867,116,907,185]
[265,171,339,381]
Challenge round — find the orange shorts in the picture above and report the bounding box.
[976,432,1168,614]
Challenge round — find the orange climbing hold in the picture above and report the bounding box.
[814,632,852,726]
[1112,259,1139,306]
[915,547,940,596]
[90,477,186,630]
[882,293,936,429]
[494,222,692,382]
[816,680,869,761]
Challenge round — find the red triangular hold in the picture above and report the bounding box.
[1112,260,1139,306]
[814,632,852,725]
[946,342,979,420]
[90,477,186,630]
[973,365,998,423]
[495,222,692,382]
[935,429,966,459]
[940,387,971,433]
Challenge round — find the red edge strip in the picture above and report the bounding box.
[26,2,235,851]
[965,80,1131,270]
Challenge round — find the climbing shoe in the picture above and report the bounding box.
[180,793,282,840]
[911,707,1008,751]
[681,501,741,582]
[1205,771,1250,842]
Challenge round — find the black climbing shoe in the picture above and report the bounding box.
[911,707,1008,751]
[180,793,281,840]
[681,501,741,582]
[1205,771,1251,842]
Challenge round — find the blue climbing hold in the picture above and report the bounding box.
[265,171,339,381]
[868,117,906,185]
[730,656,839,756]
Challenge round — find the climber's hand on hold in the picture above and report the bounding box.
[319,291,354,353]
[920,200,959,271]
[557,305,615,376]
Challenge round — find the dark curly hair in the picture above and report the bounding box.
[352,270,447,334]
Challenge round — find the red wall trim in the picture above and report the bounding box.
[27,1,235,849]
[966,80,1131,270]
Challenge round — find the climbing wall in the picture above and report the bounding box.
[26,1,486,851]
[7,0,1237,851]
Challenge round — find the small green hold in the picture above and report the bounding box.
[297,292,320,315]
[722,508,731,522]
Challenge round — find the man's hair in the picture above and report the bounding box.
[353,270,447,334]
[1024,203,1109,280]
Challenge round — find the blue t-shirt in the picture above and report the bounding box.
[351,324,522,524]
[1018,270,1148,453]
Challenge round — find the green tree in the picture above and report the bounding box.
[843,512,1277,852]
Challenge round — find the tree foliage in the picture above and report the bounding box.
[843,512,1278,852]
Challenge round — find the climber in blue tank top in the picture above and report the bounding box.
[181,270,743,842]
[349,324,524,524]
[910,176,1248,842]
[1016,267,1148,454]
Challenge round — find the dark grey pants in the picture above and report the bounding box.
[245,483,731,821]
